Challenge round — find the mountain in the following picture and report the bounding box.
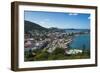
[49,27,65,32]
[24,20,48,33]
[25,20,89,33]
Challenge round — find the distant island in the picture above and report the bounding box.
[24,20,90,61]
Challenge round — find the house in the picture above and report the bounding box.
[65,49,83,55]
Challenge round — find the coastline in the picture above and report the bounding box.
[24,28,90,61]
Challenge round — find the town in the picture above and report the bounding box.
[25,30,73,53]
[24,29,89,61]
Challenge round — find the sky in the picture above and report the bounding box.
[24,11,90,29]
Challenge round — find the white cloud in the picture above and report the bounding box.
[88,16,91,20]
[68,13,78,16]
[68,13,73,16]
[39,21,46,24]
[44,19,50,21]
[39,19,51,24]
[73,13,78,15]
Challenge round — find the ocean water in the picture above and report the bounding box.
[65,29,89,33]
[70,34,90,49]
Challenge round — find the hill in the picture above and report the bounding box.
[24,20,48,33]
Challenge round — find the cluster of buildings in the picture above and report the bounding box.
[24,30,83,55]
[65,49,82,55]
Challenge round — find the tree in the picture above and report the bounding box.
[34,51,49,61]
[53,47,65,55]
[82,44,86,54]
[68,44,71,48]
[26,49,33,57]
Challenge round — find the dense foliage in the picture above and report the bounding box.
[24,47,90,61]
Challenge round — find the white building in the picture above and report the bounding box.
[65,49,83,55]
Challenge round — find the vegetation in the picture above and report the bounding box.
[24,20,90,61]
[24,20,48,33]
[24,20,65,33]
[24,47,90,61]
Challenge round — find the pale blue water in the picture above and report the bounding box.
[70,34,90,49]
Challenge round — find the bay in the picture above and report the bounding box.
[70,34,90,50]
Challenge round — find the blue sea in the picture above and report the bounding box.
[70,34,90,49]
[65,29,89,33]
[65,29,90,49]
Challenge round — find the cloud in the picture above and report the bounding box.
[88,16,91,20]
[39,21,46,24]
[44,19,50,21]
[73,13,78,15]
[68,13,78,16]
[39,18,50,24]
